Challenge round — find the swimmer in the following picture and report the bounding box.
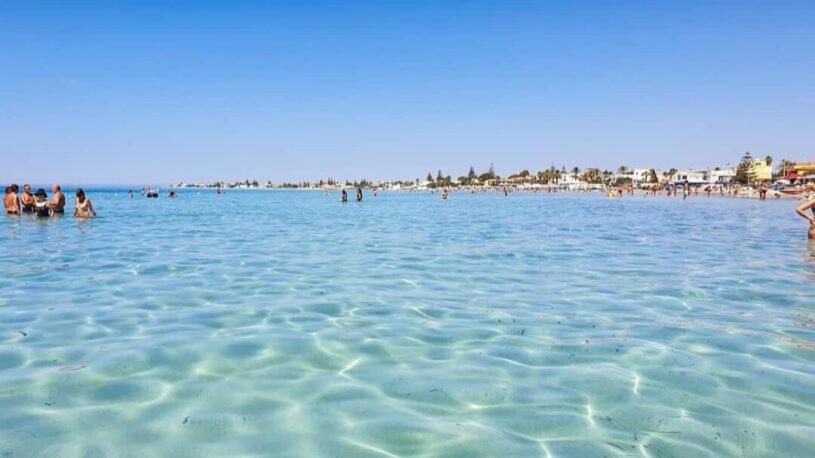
[796,198,815,239]
[169,191,178,199]
[4,185,20,215]
[51,184,66,214]
[74,188,96,218]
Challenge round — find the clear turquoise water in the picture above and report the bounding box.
[1,190,814,457]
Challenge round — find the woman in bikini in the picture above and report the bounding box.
[74,188,96,218]
[4,186,20,215]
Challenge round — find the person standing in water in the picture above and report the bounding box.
[796,198,815,239]
[51,184,66,214]
[33,189,50,217]
[758,183,768,200]
[341,189,348,203]
[356,187,363,202]
[4,186,20,215]
[20,184,35,213]
[74,188,96,218]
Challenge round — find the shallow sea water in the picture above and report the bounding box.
[1,189,814,457]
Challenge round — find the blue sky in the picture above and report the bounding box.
[1,1,813,185]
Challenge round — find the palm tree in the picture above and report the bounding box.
[571,167,580,180]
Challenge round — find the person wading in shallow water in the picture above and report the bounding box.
[341,189,348,203]
[74,188,96,218]
[356,187,363,202]
[796,198,815,240]
[21,184,35,213]
[50,184,66,214]
[4,186,20,215]
[33,189,50,217]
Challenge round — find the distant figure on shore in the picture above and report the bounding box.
[21,184,35,213]
[51,184,66,214]
[758,183,768,200]
[4,185,20,215]
[796,199,815,239]
[33,189,50,217]
[356,187,363,202]
[74,188,96,218]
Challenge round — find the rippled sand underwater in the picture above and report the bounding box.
[1,190,814,457]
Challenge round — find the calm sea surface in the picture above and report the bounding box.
[1,189,814,457]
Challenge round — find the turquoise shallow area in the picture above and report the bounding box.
[1,190,814,457]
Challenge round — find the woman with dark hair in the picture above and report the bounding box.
[74,188,96,218]
[33,189,50,217]
[4,186,19,215]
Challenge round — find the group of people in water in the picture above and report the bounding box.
[3,184,95,218]
[340,187,364,203]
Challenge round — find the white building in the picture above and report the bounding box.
[558,174,586,188]
[612,168,661,187]
[672,169,709,186]
[708,167,736,184]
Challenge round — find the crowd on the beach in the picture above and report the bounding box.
[3,184,95,218]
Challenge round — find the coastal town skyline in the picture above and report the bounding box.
[174,152,803,190]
